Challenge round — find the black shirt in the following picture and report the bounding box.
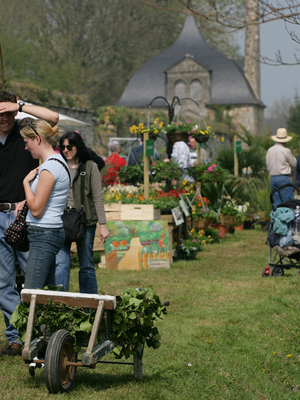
[0,122,39,203]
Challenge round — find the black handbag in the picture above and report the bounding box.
[4,202,29,252]
[61,163,87,242]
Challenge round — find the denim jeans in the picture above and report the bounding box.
[0,210,28,344]
[55,224,98,294]
[270,175,294,210]
[24,225,65,290]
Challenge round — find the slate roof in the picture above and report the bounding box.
[117,15,264,108]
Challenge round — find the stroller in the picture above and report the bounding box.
[262,183,300,277]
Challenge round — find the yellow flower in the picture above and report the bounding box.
[203,240,206,244]
[273,352,276,355]
[221,136,224,142]
[206,340,213,343]
[287,354,291,357]
[182,179,187,186]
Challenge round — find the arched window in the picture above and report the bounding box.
[174,80,186,99]
[190,79,202,100]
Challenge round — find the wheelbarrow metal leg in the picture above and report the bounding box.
[82,300,107,366]
[134,343,144,380]
[86,300,105,356]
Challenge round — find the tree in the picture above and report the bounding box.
[140,0,300,66]
[287,93,300,136]
[0,0,240,108]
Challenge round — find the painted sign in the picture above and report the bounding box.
[104,220,171,270]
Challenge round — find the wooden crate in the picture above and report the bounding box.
[104,203,121,221]
[120,204,161,221]
[160,214,174,223]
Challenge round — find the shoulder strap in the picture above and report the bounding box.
[48,157,71,182]
[79,162,86,208]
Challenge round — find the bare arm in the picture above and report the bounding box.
[0,102,59,127]
[23,169,55,219]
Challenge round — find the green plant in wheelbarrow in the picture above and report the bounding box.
[10,286,167,359]
[111,287,167,359]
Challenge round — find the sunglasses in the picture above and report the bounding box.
[60,145,74,151]
[27,120,40,137]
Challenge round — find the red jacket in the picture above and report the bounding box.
[102,153,126,186]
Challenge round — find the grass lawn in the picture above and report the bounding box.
[1,226,300,399]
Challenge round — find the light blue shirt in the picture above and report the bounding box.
[26,154,70,228]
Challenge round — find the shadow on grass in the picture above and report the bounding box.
[24,363,172,393]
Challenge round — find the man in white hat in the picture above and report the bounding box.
[266,128,296,209]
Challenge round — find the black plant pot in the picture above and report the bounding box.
[195,135,209,144]
[244,220,254,230]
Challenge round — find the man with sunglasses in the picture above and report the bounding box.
[0,91,58,356]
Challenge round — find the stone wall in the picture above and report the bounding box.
[228,105,265,136]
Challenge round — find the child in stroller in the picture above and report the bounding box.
[262,183,300,277]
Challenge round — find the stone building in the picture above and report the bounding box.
[117,13,265,137]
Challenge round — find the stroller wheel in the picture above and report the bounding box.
[270,266,284,277]
[262,267,269,277]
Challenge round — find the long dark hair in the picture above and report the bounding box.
[60,131,91,163]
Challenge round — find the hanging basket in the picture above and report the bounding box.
[220,214,235,226]
[167,132,189,144]
[194,217,211,230]
[194,134,209,144]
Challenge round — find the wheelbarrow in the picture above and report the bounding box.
[21,289,144,394]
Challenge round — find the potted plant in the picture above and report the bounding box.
[178,237,203,260]
[150,158,182,188]
[118,165,143,185]
[233,202,250,230]
[165,120,214,144]
[219,200,239,226]
[129,118,165,138]
[191,198,218,229]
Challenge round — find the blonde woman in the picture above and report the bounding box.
[15,119,70,289]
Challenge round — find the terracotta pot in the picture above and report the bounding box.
[212,224,227,239]
[234,222,244,231]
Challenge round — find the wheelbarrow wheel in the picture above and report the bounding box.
[44,329,77,394]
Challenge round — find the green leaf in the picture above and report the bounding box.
[128,312,137,320]
[79,321,92,332]
[129,298,143,308]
